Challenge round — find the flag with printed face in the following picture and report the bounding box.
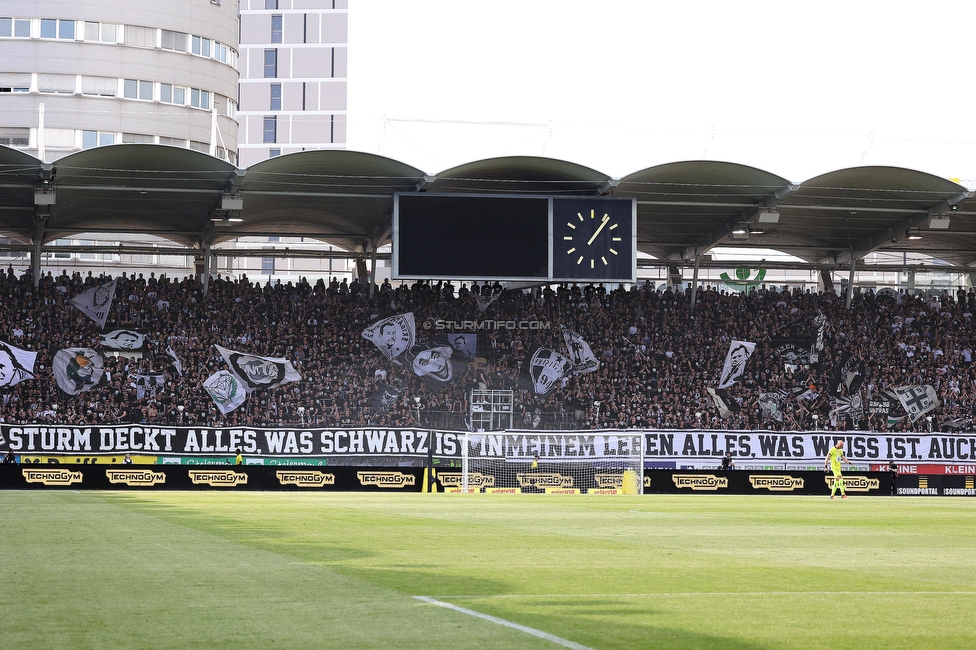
[203,370,246,414]
[0,340,37,387]
[70,279,117,329]
[718,340,756,389]
[166,346,184,377]
[447,333,477,359]
[403,340,467,389]
[362,313,415,363]
[519,347,574,396]
[215,345,301,393]
[52,348,105,395]
[562,329,600,374]
[100,328,146,351]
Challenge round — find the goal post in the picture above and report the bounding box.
[459,430,643,494]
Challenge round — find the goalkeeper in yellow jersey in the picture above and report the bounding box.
[825,440,851,499]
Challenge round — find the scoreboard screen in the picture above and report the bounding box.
[393,193,636,282]
[394,194,549,280]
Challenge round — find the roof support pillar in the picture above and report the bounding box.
[690,253,701,308]
[369,248,377,298]
[845,260,856,310]
[30,213,45,288]
[202,241,212,298]
[31,238,41,288]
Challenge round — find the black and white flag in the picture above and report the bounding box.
[0,340,37,387]
[166,346,184,377]
[404,341,466,389]
[707,387,740,419]
[519,347,574,397]
[562,329,600,375]
[770,339,813,366]
[369,382,402,411]
[362,313,415,363]
[203,370,246,414]
[758,392,784,422]
[829,394,864,422]
[942,417,973,432]
[52,348,105,396]
[70,279,117,329]
[448,333,477,359]
[811,310,828,363]
[130,371,165,400]
[718,340,756,389]
[215,345,302,393]
[891,385,940,423]
[474,292,501,313]
[100,328,146,351]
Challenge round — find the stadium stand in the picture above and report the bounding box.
[0,265,970,434]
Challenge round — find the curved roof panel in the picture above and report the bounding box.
[45,144,234,247]
[232,150,426,251]
[2,144,975,272]
[428,156,611,195]
[616,160,792,261]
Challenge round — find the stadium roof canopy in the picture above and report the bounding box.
[1,144,974,271]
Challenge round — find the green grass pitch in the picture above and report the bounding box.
[2,492,975,649]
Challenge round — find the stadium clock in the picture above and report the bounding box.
[551,197,636,282]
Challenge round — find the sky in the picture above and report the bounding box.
[346,1,976,186]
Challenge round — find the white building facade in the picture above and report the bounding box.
[237,0,347,167]
[0,0,241,163]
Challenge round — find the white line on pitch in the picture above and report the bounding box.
[433,591,976,600]
[413,596,593,650]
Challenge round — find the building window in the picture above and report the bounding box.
[266,0,278,9]
[213,42,228,63]
[83,131,115,149]
[11,18,29,37]
[263,116,277,143]
[39,18,75,39]
[189,88,210,109]
[192,35,212,58]
[269,149,281,158]
[262,255,275,275]
[41,19,57,38]
[161,29,188,52]
[101,23,117,43]
[264,49,277,78]
[270,84,281,110]
[271,15,282,43]
[123,79,153,101]
[0,127,29,146]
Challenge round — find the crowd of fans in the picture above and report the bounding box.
[1,264,973,434]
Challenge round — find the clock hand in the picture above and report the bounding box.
[587,214,610,246]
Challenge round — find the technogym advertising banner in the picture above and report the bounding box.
[2,425,976,471]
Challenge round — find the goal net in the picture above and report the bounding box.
[458,430,643,494]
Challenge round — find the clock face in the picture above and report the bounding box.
[552,197,635,281]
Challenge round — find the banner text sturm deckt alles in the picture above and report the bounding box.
[0,425,463,457]
[2,426,976,464]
